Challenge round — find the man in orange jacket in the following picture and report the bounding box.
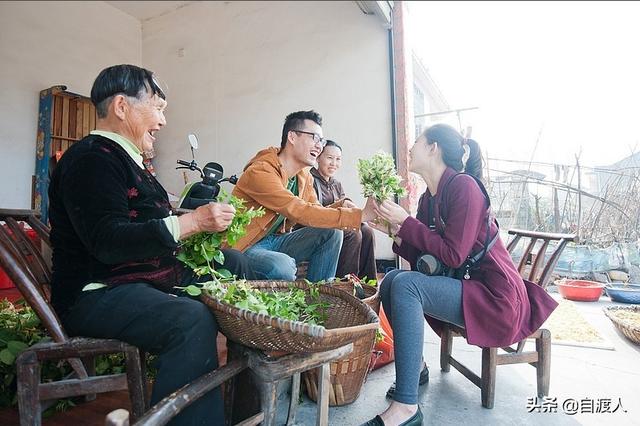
[231,110,376,281]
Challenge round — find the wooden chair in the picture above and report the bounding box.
[0,209,147,425]
[439,228,576,408]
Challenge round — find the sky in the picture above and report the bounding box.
[406,1,640,168]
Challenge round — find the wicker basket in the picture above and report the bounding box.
[302,328,376,406]
[332,280,380,315]
[200,280,379,353]
[298,280,379,406]
[603,305,640,345]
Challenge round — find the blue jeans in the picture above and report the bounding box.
[244,227,343,282]
[380,269,465,404]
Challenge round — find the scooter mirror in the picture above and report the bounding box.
[187,133,199,150]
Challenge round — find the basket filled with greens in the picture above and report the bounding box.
[176,191,377,353]
[196,280,379,353]
[332,275,380,315]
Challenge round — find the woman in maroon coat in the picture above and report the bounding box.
[362,124,558,426]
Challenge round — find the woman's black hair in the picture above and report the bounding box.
[424,123,483,180]
[91,64,166,118]
[322,139,342,152]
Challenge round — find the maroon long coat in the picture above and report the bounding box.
[393,167,558,347]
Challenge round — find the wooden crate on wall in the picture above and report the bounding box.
[33,85,96,223]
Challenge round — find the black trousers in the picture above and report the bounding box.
[63,249,254,426]
[336,223,377,280]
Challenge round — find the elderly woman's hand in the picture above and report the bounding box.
[375,199,410,227]
[179,202,236,239]
[193,202,236,232]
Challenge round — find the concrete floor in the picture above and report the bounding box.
[276,293,640,426]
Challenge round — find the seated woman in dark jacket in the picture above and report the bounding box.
[310,140,377,280]
[49,64,254,426]
[364,124,558,426]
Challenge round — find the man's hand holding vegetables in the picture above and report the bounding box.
[231,110,378,282]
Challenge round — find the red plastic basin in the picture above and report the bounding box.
[556,279,605,302]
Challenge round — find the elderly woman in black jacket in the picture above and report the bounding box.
[310,140,377,280]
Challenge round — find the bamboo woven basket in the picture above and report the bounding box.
[603,305,640,345]
[302,328,376,406]
[332,280,380,315]
[200,280,379,353]
[299,280,379,406]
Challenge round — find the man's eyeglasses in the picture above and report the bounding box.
[292,130,326,147]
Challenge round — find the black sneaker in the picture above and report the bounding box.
[386,364,429,399]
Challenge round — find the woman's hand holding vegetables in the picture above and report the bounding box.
[368,216,403,244]
[376,199,410,227]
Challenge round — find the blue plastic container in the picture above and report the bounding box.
[605,284,640,304]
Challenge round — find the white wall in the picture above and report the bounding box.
[142,1,395,258]
[0,1,141,208]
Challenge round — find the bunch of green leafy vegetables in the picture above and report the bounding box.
[357,151,406,203]
[184,280,330,326]
[177,189,265,280]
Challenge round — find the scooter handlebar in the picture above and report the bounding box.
[177,160,191,167]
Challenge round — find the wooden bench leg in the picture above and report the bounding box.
[81,355,97,402]
[536,329,551,397]
[124,346,146,421]
[257,379,279,426]
[17,351,41,426]
[139,351,150,410]
[440,325,453,373]
[481,347,496,409]
[286,373,300,426]
[316,362,330,426]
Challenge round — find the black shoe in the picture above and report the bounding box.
[386,364,429,399]
[361,407,424,426]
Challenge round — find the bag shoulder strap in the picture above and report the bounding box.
[440,172,491,222]
[438,172,499,273]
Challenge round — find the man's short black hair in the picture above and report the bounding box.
[91,64,166,118]
[280,110,323,149]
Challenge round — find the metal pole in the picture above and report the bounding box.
[575,153,582,242]
[414,106,479,119]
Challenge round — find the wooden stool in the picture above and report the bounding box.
[226,341,353,426]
